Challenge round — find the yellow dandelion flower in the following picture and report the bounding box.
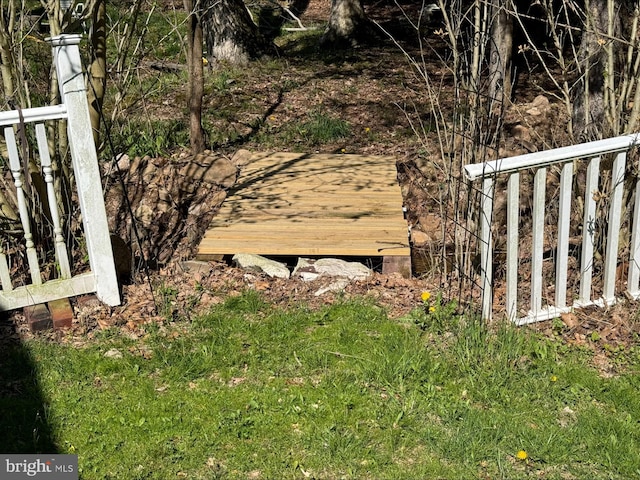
[365,127,371,133]
[341,148,346,153]
[421,291,431,302]
[516,450,528,460]
[550,375,558,382]
[429,306,436,313]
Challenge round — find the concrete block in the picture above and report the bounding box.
[24,304,52,332]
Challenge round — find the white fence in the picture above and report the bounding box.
[0,34,119,311]
[464,134,640,324]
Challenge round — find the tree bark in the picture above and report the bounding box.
[184,0,205,153]
[320,0,374,48]
[87,0,106,147]
[572,0,611,141]
[488,4,514,105]
[201,0,273,65]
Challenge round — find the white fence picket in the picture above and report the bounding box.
[555,162,573,309]
[531,167,546,317]
[0,246,12,291]
[464,134,640,323]
[5,127,42,286]
[629,176,640,297]
[577,156,600,306]
[603,152,626,303]
[480,176,493,321]
[36,123,72,279]
[506,172,519,322]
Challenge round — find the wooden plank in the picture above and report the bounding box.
[198,244,409,257]
[228,192,400,200]
[198,152,409,260]
[203,226,407,235]
[200,238,408,248]
[208,217,407,227]
[0,272,97,311]
[212,212,403,223]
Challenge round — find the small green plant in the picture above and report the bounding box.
[286,110,350,146]
[222,289,268,314]
[109,119,189,158]
[412,290,458,333]
[209,69,237,93]
[157,282,179,321]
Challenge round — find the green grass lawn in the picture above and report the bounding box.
[5,291,640,479]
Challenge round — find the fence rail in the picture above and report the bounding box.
[464,134,640,324]
[0,34,119,311]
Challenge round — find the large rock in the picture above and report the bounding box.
[232,254,290,279]
[179,152,238,189]
[410,228,431,246]
[314,278,351,296]
[292,258,372,281]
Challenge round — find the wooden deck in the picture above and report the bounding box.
[197,152,411,275]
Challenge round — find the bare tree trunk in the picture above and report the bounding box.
[488,3,514,105]
[87,0,107,147]
[320,0,375,48]
[0,5,26,107]
[572,0,611,141]
[184,0,205,153]
[201,0,273,65]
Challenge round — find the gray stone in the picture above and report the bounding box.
[202,157,238,188]
[179,153,238,189]
[232,253,290,279]
[180,260,214,275]
[314,278,350,296]
[104,348,123,359]
[293,258,372,281]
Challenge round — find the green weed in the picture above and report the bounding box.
[279,110,351,147]
[109,118,189,158]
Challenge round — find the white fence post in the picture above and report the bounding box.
[48,34,120,306]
